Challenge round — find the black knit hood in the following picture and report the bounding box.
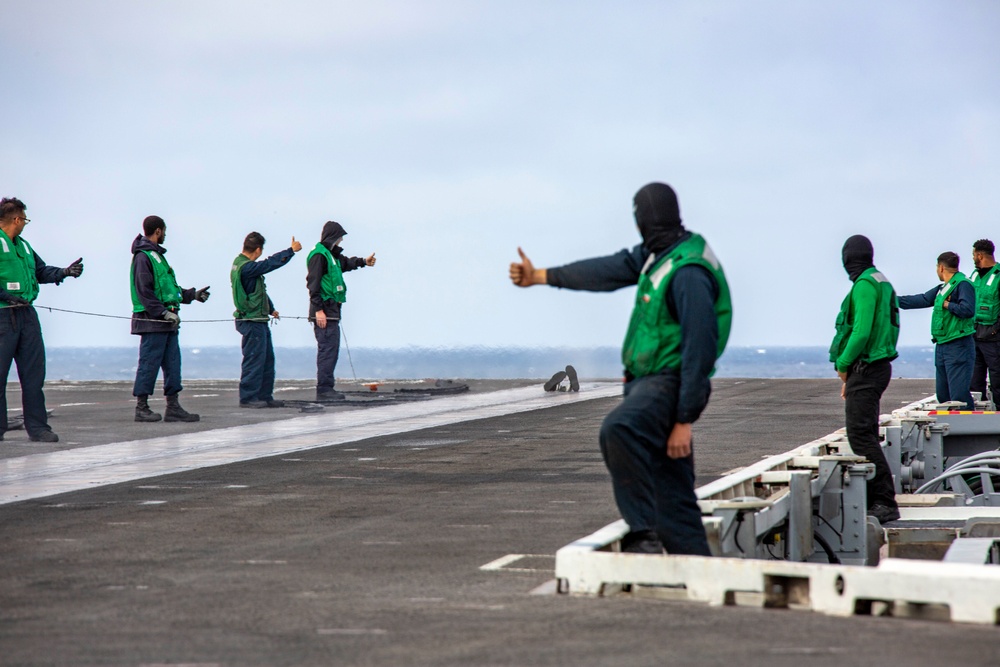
[321,221,347,254]
[842,235,875,282]
[131,233,165,255]
[633,182,685,253]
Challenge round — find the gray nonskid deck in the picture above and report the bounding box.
[6,377,998,667]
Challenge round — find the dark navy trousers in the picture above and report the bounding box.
[971,338,1000,405]
[936,335,975,410]
[844,359,897,509]
[236,320,275,403]
[132,331,183,397]
[599,371,712,556]
[0,306,51,438]
[314,319,341,394]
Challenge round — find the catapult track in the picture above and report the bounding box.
[556,395,1000,626]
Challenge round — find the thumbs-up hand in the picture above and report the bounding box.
[64,257,84,279]
[365,252,376,267]
[509,247,537,287]
[291,236,302,252]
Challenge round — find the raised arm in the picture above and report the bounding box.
[339,255,370,272]
[240,247,296,281]
[898,285,939,310]
[510,245,647,292]
[32,250,70,285]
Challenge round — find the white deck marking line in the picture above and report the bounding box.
[480,553,554,572]
[480,554,526,571]
[0,383,620,505]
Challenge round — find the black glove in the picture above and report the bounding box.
[4,295,30,306]
[63,257,84,279]
[195,286,211,303]
[163,311,181,325]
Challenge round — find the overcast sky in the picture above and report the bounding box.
[2,0,998,351]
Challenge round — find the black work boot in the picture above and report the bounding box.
[29,430,59,443]
[544,370,567,392]
[620,529,665,554]
[135,395,162,423]
[868,503,901,524]
[164,394,199,422]
[565,365,579,392]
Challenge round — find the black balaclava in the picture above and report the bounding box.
[633,182,685,253]
[321,220,347,255]
[842,235,875,282]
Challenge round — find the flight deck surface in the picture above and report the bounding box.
[4,377,999,667]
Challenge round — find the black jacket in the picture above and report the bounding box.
[130,234,195,335]
[547,234,721,424]
[306,221,366,320]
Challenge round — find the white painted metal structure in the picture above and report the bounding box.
[555,395,1000,626]
[0,383,620,505]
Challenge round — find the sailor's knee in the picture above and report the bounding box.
[599,410,633,453]
[600,409,623,437]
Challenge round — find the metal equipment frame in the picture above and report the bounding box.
[554,395,1000,625]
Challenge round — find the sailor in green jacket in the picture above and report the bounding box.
[231,232,301,407]
[0,197,84,443]
[970,239,1000,406]
[830,235,900,524]
[510,182,731,556]
[306,220,376,401]
[899,251,976,410]
[130,215,210,423]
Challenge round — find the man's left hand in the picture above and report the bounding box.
[63,258,84,278]
[365,253,376,267]
[837,370,847,399]
[271,311,280,320]
[667,423,693,459]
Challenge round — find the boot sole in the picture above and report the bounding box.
[544,371,567,392]
[164,415,200,422]
[134,415,163,423]
[565,365,579,392]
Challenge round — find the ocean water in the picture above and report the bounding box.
[41,346,937,382]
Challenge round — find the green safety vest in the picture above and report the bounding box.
[931,272,975,344]
[970,265,1000,326]
[0,228,39,304]
[621,233,732,378]
[829,267,899,368]
[231,254,270,320]
[306,243,347,303]
[130,249,183,313]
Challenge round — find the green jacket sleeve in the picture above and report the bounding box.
[835,279,877,372]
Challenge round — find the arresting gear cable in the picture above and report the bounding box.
[8,303,360,383]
